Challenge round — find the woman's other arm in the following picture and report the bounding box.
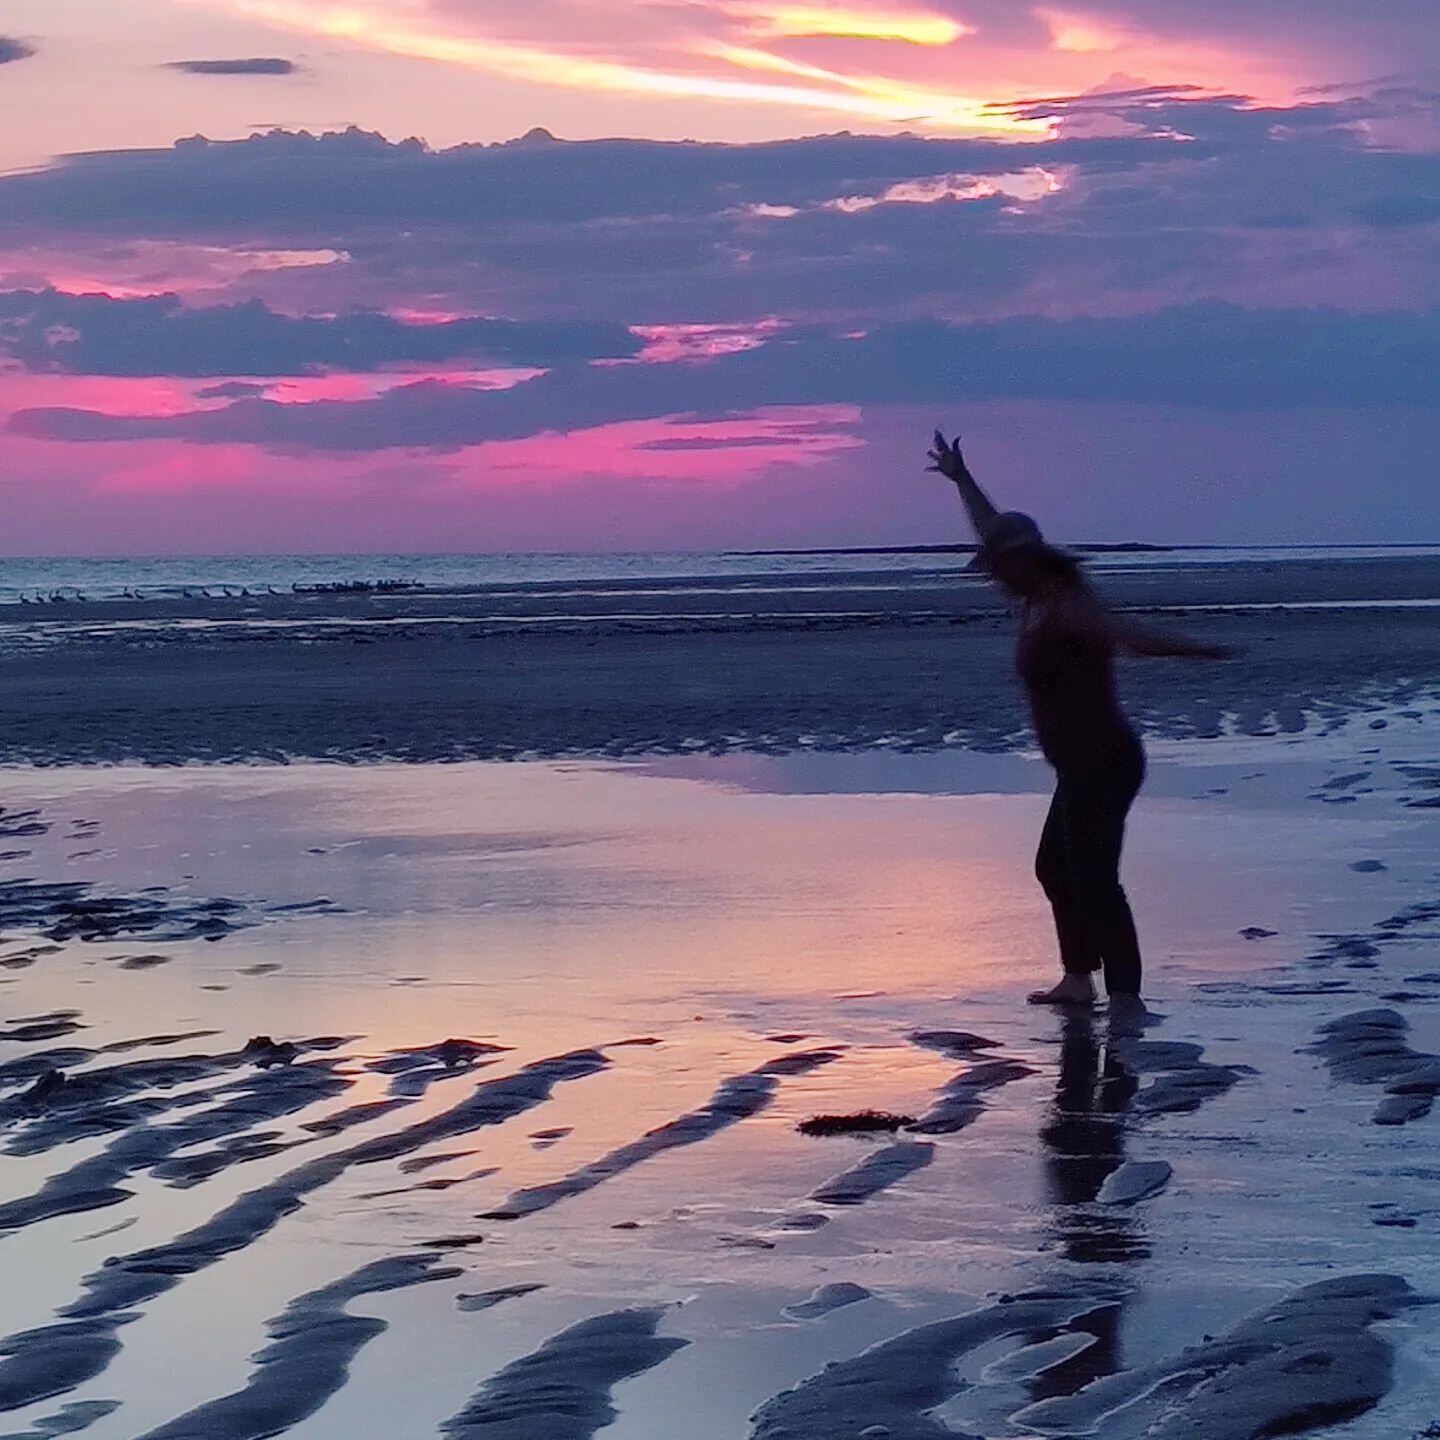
[1056,588,1233,659]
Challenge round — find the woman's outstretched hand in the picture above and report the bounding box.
[927,430,968,482]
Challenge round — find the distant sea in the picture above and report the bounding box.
[0,546,1436,608]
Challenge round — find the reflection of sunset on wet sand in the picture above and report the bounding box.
[3,0,1440,1433]
[2,740,1439,1437]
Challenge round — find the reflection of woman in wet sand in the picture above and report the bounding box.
[927,432,1230,1016]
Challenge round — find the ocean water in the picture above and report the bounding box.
[0,544,1435,607]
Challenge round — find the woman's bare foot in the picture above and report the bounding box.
[1027,974,1097,1006]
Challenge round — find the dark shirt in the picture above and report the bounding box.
[1016,605,1135,769]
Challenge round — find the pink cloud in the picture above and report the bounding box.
[0,373,218,417]
[3,396,1438,553]
[625,321,787,364]
[0,241,348,303]
[465,406,863,488]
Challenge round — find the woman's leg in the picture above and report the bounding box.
[1029,781,1100,1004]
[1063,748,1145,996]
[1036,782,1102,977]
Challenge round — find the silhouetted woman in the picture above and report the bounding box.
[927,432,1229,1014]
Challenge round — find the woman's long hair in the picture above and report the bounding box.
[1027,542,1087,589]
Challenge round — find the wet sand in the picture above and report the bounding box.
[0,556,1434,764]
[0,729,1439,1438]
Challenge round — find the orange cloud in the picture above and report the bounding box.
[717,2,971,45]
[222,1,1043,135]
[700,38,1037,130]
[823,165,1064,210]
[1036,8,1127,53]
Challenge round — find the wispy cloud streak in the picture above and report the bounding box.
[220,0,1041,133]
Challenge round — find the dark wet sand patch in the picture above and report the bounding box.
[1013,1274,1418,1439]
[0,1049,610,1413]
[810,1141,935,1206]
[0,1317,137,1414]
[0,946,63,971]
[266,898,340,916]
[1,1036,345,1153]
[134,1254,459,1440]
[0,1398,120,1439]
[77,1218,136,1242]
[784,1283,873,1320]
[358,1165,499,1201]
[0,1048,92,1091]
[398,1149,474,1175]
[441,1308,687,1440]
[0,810,49,840]
[751,1289,1116,1439]
[456,1283,545,1314]
[0,879,252,945]
[1307,899,1440,972]
[300,1098,410,1138]
[908,1030,1002,1059]
[910,1057,1035,1134]
[1118,1039,1246,1118]
[0,1016,85,1044]
[368,1041,509,1099]
[981,1332,1099,1383]
[482,1049,841,1221]
[0,1060,353,1230]
[771,1212,830,1232]
[97,1031,221,1055]
[1307,1009,1440,1124]
[368,1039,509,1077]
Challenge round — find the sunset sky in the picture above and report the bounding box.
[1,0,1438,552]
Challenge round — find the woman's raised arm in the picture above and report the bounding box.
[927,430,1001,543]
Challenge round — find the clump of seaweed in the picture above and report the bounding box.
[798,1110,915,1137]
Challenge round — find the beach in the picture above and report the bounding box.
[0,549,1438,1439]
[0,552,1435,765]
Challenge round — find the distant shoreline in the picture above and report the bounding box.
[731,541,1177,558]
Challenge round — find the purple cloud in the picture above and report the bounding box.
[164,58,300,76]
[0,290,641,375]
[194,381,271,399]
[14,303,1440,453]
[2,85,1434,333]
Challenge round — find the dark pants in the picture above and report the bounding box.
[1035,734,1146,995]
